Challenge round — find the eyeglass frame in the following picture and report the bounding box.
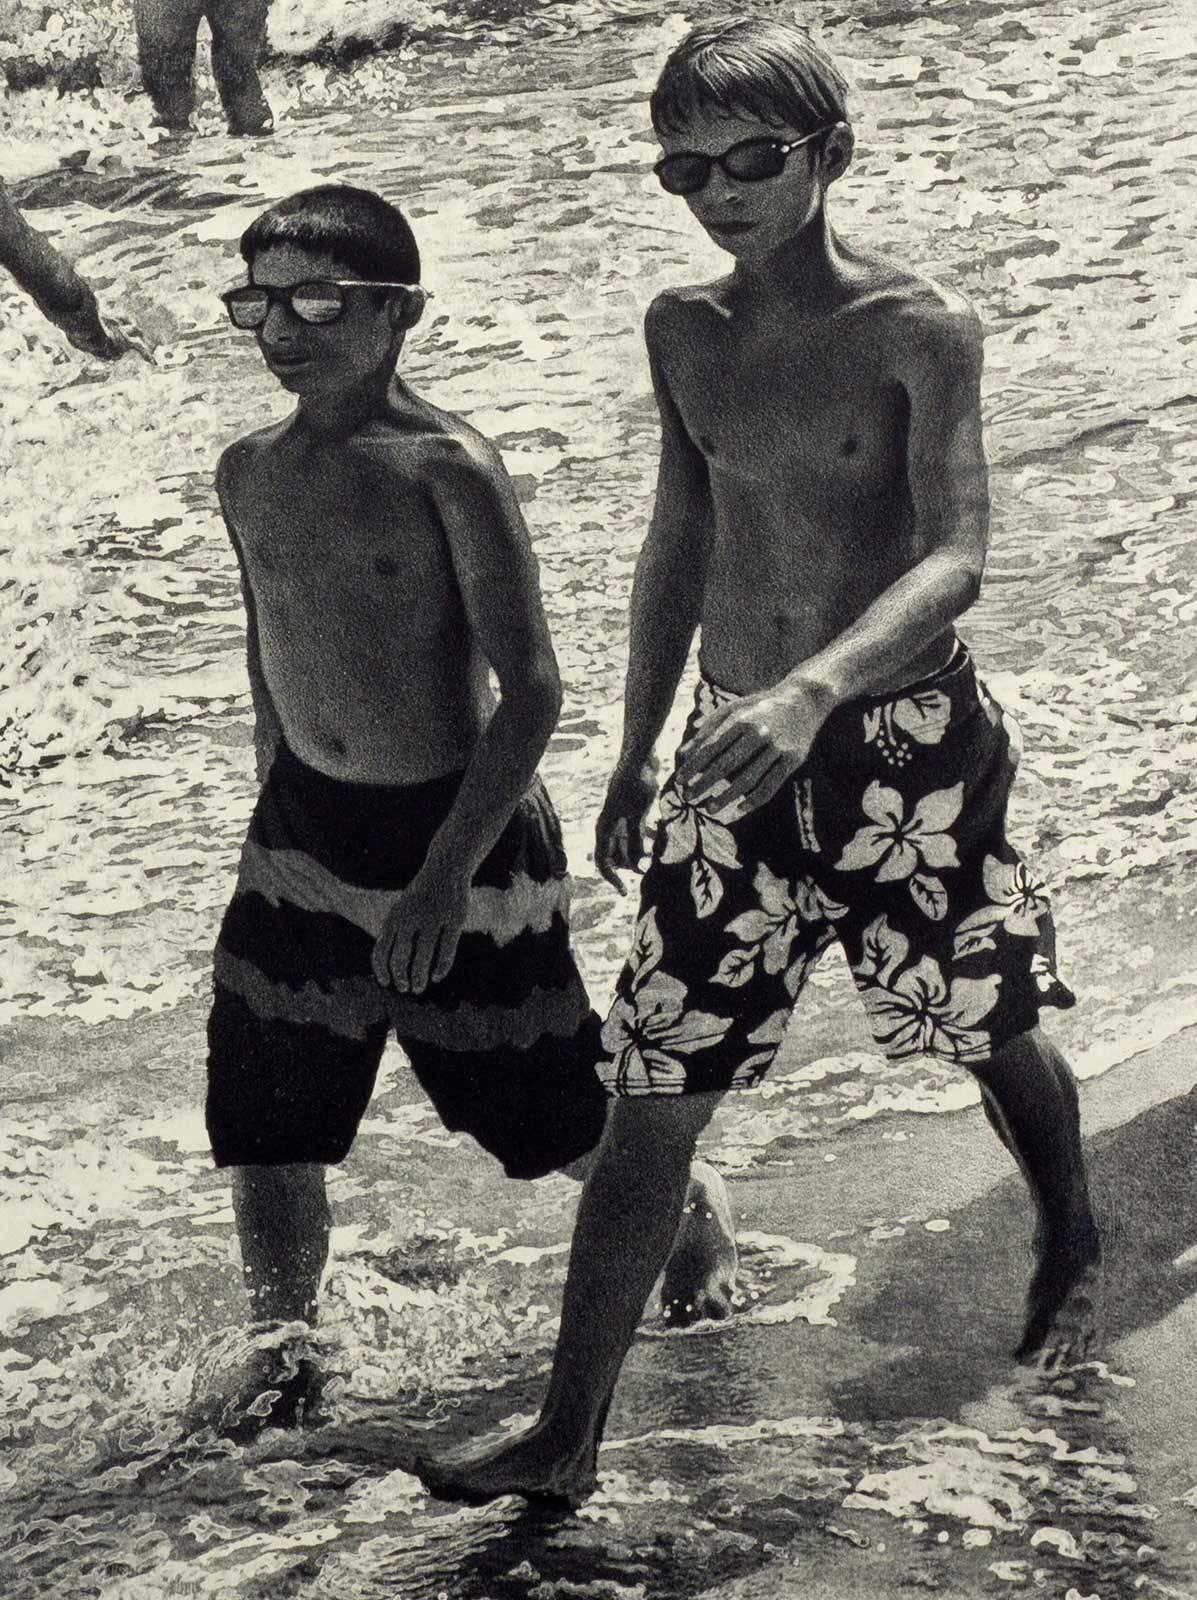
[653,127,832,196]
[220,279,425,329]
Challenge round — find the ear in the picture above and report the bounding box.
[390,285,427,331]
[819,121,855,186]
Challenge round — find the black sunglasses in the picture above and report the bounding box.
[654,129,830,197]
[221,279,420,330]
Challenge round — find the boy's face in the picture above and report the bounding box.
[248,245,407,394]
[658,109,836,261]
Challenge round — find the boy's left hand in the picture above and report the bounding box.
[676,681,828,818]
[372,865,471,995]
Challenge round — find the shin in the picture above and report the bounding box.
[231,1162,330,1325]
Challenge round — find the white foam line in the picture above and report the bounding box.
[603,1415,846,1454]
[1073,983,1197,1081]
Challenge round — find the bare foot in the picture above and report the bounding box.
[185,1325,329,1443]
[661,1159,738,1328]
[1015,1221,1102,1370]
[414,1423,597,1511]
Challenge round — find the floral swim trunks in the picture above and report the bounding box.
[597,638,1075,1097]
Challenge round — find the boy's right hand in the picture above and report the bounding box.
[594,759,659,894]
[372,862,471,996]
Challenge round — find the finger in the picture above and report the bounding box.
[595,817,626,888]
[389,930,416,993]
[682,729,762,800]
[408,929,437,996]
[706,752,787,819]
[103,314,154,358]
[677,712,738,770]
[595,847,627,895]
[677,700,734,757]
[677,715,756,779]
[430,926,460,985]
[371,927,395,987]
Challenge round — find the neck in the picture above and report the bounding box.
[294,360,403,439]
[734,204,849,306]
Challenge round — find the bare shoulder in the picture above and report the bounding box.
[852,263,983,378]
[216,420,286,500]
[371,402,509,500]
[648,278,735,342]
[353,403,514,525]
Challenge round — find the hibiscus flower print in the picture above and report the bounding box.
[602,927,733,1096]
[953,855,1051,959]
[658,781,743,919]
[712,864,845,990]
[730,1008,794,1086]
[863,688,952,768]
[851,921,1001,1063]
[834,781,963,921]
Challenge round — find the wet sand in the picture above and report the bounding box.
[3,998,1196,1596]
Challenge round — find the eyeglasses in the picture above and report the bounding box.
[654,130,830,197]
[221,279,420,330]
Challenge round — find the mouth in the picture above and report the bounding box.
[266,353,313,375]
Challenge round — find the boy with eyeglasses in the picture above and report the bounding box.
[416,16,1101,1510]
[202,183,733,1434]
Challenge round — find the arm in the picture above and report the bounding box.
[595,294,715,890]
[216,447,284,785]
[372,437,564,994]
[0,178,142,360]
[680,300,989,814]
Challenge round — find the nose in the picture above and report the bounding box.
[694,165,743,211]
[259,298,296,345]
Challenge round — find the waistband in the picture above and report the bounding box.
[270,738,467,809]
[700,634,971,712]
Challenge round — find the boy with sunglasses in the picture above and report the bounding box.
[417,16,1100,1509]
[203,183,732,1432]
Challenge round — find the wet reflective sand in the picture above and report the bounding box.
[2,2,1197,1594]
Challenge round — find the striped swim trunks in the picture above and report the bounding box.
[206,741,606,1177]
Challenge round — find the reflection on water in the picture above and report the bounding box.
[2,0,1197,1595]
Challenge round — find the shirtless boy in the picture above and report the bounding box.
[203,184,731,1431]
[418,16,1102,1508]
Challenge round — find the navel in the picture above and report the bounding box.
[374,555,400,577]
[841,437,859,456]
[697,433,716,456]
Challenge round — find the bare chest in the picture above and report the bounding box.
[235,455,454,622]
[671,322,907,491]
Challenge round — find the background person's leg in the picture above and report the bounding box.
[972,1026,1101,1362]
[132,0,206,129]
[207,0,273,134]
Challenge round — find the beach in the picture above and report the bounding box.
[2,0,1197,1592]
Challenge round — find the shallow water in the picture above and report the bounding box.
[2,0,1197,1595]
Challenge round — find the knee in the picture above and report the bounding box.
[233,1162,328,1222]
[601,1094,716,1180]
[984,1027,1079,1106]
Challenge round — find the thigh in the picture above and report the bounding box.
[599,721,829,1098]
[817,655,1075,1066]
[207,985,388,1168]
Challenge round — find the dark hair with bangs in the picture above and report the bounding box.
[240,183,421,284]
[651,17,850,138]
